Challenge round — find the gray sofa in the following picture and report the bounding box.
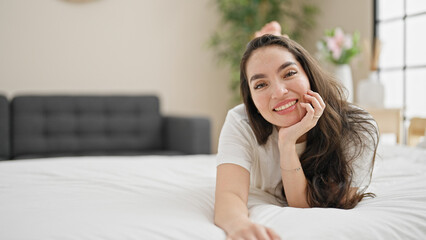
[0,96,9,160]
[0,95,211,160]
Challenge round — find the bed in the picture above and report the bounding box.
[1,96,426,239]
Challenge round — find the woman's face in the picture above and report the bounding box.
[246,46,311,128]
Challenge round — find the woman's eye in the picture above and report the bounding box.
[254,83,266,89]
[285,70,297,78]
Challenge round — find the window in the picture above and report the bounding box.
[375,0,426,143]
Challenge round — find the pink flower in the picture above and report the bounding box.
[334,28,345,43]
[326,37,342,60]
[318,27,360,65]
[325,28,353,60]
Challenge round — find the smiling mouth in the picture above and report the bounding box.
[273,100,298,111]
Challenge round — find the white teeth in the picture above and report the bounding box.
[274,100,297,111]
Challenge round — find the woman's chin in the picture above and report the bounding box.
[274,118,300,128]
[272,110,305,128]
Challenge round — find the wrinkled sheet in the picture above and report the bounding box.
[0,145,425,240]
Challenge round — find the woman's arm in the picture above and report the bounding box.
[279,144,309,208]
[214,164,250,232]
[214,163,280,240]
[278,90,326,208]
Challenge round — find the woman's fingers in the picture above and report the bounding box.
[304,94,321,111]
[300,102,314,114]
[300,102,319,123]
[226,223,280,240]
[227,224,279,240]
[253,225,274,240]
[266,227,281,240]
[308,90,326,109]
[304,90,326,119]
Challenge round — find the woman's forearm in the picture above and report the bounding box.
[214,191,251,234]
[280,144,309,208]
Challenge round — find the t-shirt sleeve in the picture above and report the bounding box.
[349,119,379,189]
[216,108,257,173]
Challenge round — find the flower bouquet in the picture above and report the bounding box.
[317,27,361,102]
[318,28,360,65]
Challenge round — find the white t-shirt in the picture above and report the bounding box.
[217,104,375,197]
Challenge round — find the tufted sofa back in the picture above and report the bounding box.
[11,96,163,159]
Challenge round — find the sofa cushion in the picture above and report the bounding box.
[11,95,162,158]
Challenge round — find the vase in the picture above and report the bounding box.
[356,71,385,108]
[334,64,353,103]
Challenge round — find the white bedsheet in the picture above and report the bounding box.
[0,144,425,240]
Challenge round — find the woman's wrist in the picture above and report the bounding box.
[279,143,301,168]
[225,217,253,235]
[278,142,297,153]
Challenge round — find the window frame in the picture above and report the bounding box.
[374,0,426,144]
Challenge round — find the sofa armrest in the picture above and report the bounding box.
[163,116,211,154]
[0,95,10,160]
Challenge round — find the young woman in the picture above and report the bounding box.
[214,24,378,240]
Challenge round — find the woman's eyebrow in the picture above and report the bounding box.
[249,61,296,83]
[250,73,266,82]
[277,61,296,73]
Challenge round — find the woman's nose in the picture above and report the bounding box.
[271,82,288,99]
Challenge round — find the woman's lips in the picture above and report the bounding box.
[273,99,298,115]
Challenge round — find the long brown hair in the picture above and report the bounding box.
[240,35,378,209]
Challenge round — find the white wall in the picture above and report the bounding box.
[301,0,374,98]
[0,0,232,152]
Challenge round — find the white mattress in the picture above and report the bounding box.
[0,144,425,240]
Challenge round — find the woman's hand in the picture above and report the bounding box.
[226,220,281,240]
[278,90,326,146]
